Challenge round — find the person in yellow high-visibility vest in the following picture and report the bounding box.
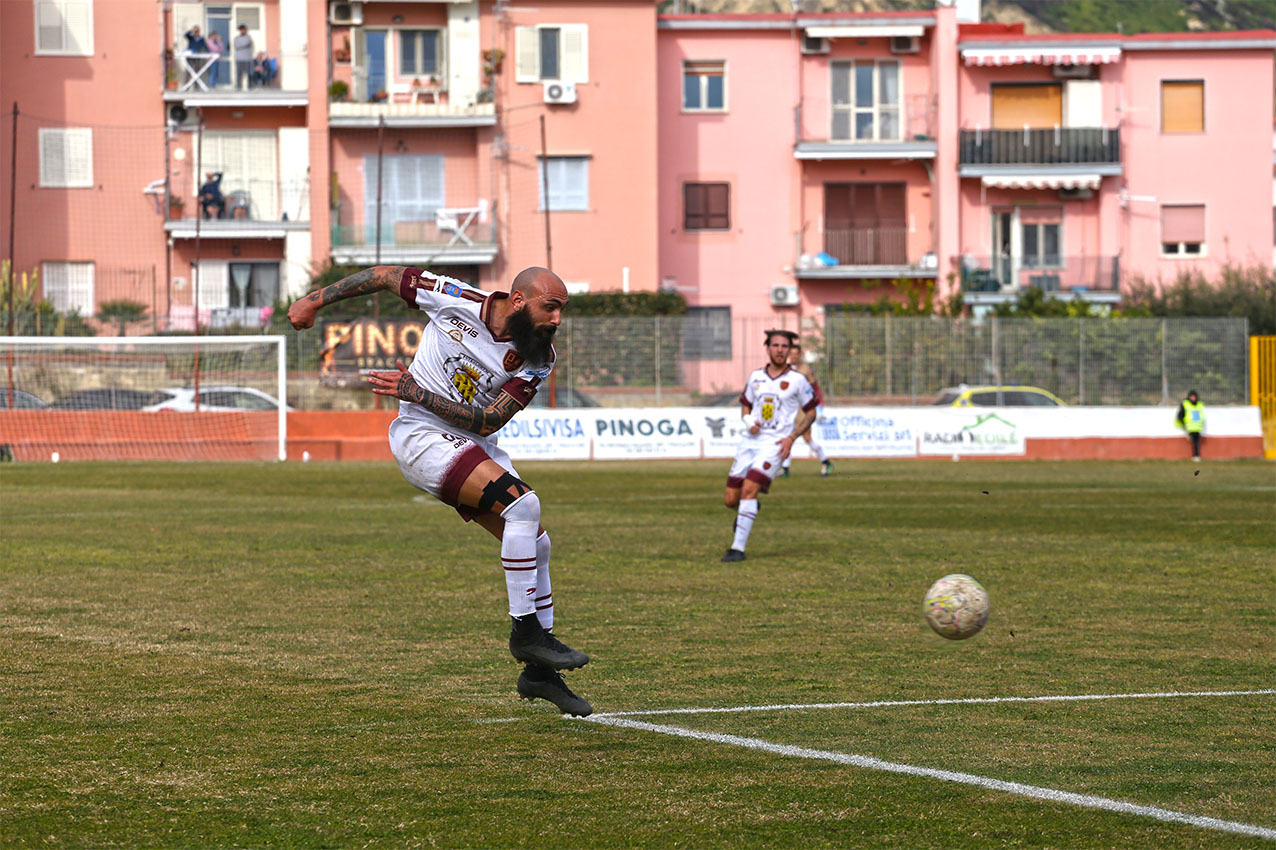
[1175,389,1206,461]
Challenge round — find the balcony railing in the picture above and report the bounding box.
[165,49,306,95]
[167,177,311,224]
[329,208,498,264]
[958,255,1120,294]
[959,128,1121,166]
[822,226,908,266]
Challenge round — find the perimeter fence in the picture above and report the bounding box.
[275,315,1250,410]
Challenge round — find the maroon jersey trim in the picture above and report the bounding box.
[481,291,512,341]
[502,376,540,407]
[398,267,425,304]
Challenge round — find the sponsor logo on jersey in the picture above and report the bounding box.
[443,354,493,404]
[442,282,463,297]
[448,329,464,344]
[447,317,480,338]
[503,350,525,372]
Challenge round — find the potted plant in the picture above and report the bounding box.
[168,195,185,219]
[328,80,349,102]
[334,35,351,64]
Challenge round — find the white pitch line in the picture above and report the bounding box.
[587,688,1276,718]
[584,715,1276,841]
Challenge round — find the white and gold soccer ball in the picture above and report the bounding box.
[923,574,990,640]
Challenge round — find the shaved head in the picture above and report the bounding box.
[512,266,566,300]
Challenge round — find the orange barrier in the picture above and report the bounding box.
[287,410,396,461]
[0,410,278,461]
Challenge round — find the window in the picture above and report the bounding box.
[991,83,1063,130]
[515,25,588,83]
[538,156,589,211]
[823,182,906,265]
[229,262,280,308]
[43,261,94,314]
[684,182,729,231]
[683,60,726,112]
[1161,81,1204,133]
[38,128,92,188]
[399,30,442,78]
[364,155,445,243]
[1161,204,1205,256]
[1019,207,1062,268]
[683,306,732,360]
[35,0,93,55]
[831,60,900,141]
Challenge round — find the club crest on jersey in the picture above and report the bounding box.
[780,381,790,390]
[442,282,463,297]
[443,354,492,404]
[503,350,525,372]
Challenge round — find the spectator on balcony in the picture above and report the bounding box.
[183,25,208,54]
[199,171,226,219]
[206,32,225,87]
[233,24,254,90]
[251,52,277,88]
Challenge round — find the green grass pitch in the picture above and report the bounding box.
[1,459,1273,848]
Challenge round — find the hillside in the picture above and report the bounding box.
[659,0,1276,33]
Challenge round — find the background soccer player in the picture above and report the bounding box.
[780,331,832,479]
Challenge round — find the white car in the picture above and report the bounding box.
[144,385,289,412]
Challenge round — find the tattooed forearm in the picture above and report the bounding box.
[307,266,405,307]
[398,377,521,437]
[790,408,816,441]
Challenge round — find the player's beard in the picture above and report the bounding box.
[507,304,556,367]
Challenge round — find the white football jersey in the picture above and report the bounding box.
[738,365,816,439]
[395,268,554,432]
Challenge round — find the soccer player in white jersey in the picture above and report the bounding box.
[287,265,592,716]
[721,330,818,562]
[779,332,832,479]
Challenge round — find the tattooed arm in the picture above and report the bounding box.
[367,360,524,438]
[287,265,406,330]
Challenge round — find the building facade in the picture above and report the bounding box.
[0,0,1271,336]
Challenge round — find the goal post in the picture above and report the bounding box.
[0,335,288,462]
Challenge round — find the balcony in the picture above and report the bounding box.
[164,176,311,240]
[796,226,936,280]
[163,50,308,107]
[330,208,497,265]
[958,255,1121,306]
[795,96,936,161]
[959,128,1122,179]
[328,100,496,129]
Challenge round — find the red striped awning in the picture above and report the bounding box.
[962,47,1121,66]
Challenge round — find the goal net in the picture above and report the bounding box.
[0,336,287,461]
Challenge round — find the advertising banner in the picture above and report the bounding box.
[917,409,1027,456]
[812,409,919,457]
[590,409,703,460]
[318,319,424,377]
[499,410,593,460]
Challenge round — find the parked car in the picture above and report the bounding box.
[144,386,289,412]
[51,388,165,410]
[525,386,600,409]
[0,388,49,409]
[933,385,1065,407]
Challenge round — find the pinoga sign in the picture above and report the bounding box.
[319,319,425,374]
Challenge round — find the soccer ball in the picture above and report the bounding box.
[923,574,990,640]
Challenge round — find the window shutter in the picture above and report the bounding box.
[36,1,64,51]
[64,129,93,187]
[706,184,729,229]
[39,130,66,186]
[1161,81,1203,133]
[515,27,539,83]
[63,0,92,54]
[197,261,230,310]
[42,262,94,314]
[561,25,588,83]
[1161,204,1205,244]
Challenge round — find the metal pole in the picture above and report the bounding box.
[654,315,662,407]
[7,102,18,409]
[374,115,384,318]
[539,114,552,270]
[1161,318,1169,404]
[194,118,203,334]
[1078,318,1084,405]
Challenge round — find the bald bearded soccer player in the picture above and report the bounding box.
[288,265,592,716]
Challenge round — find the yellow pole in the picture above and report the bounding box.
[1250,335,1276,460]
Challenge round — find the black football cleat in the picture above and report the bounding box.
[721,548,747,562]
[821,460,833,477]
[509,614,589,670]
[517,664,593,717]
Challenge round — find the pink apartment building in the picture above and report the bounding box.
[0,0,1271,335]
[657,7,1275,329]
[0,0,656,331]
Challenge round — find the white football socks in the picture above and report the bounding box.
[500,491,541,617]
[731,498,759,552]
[534,530,553,631]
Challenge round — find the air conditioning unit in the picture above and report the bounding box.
[800,35,830,55]
[329,1,362,25]
[1052,63,1094,79]
[543,81,577,104]
[890,36,920,55]
[1058,186,1094,201]
[769,284,800,307]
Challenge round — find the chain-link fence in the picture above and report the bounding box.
[277,314,1250,410]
